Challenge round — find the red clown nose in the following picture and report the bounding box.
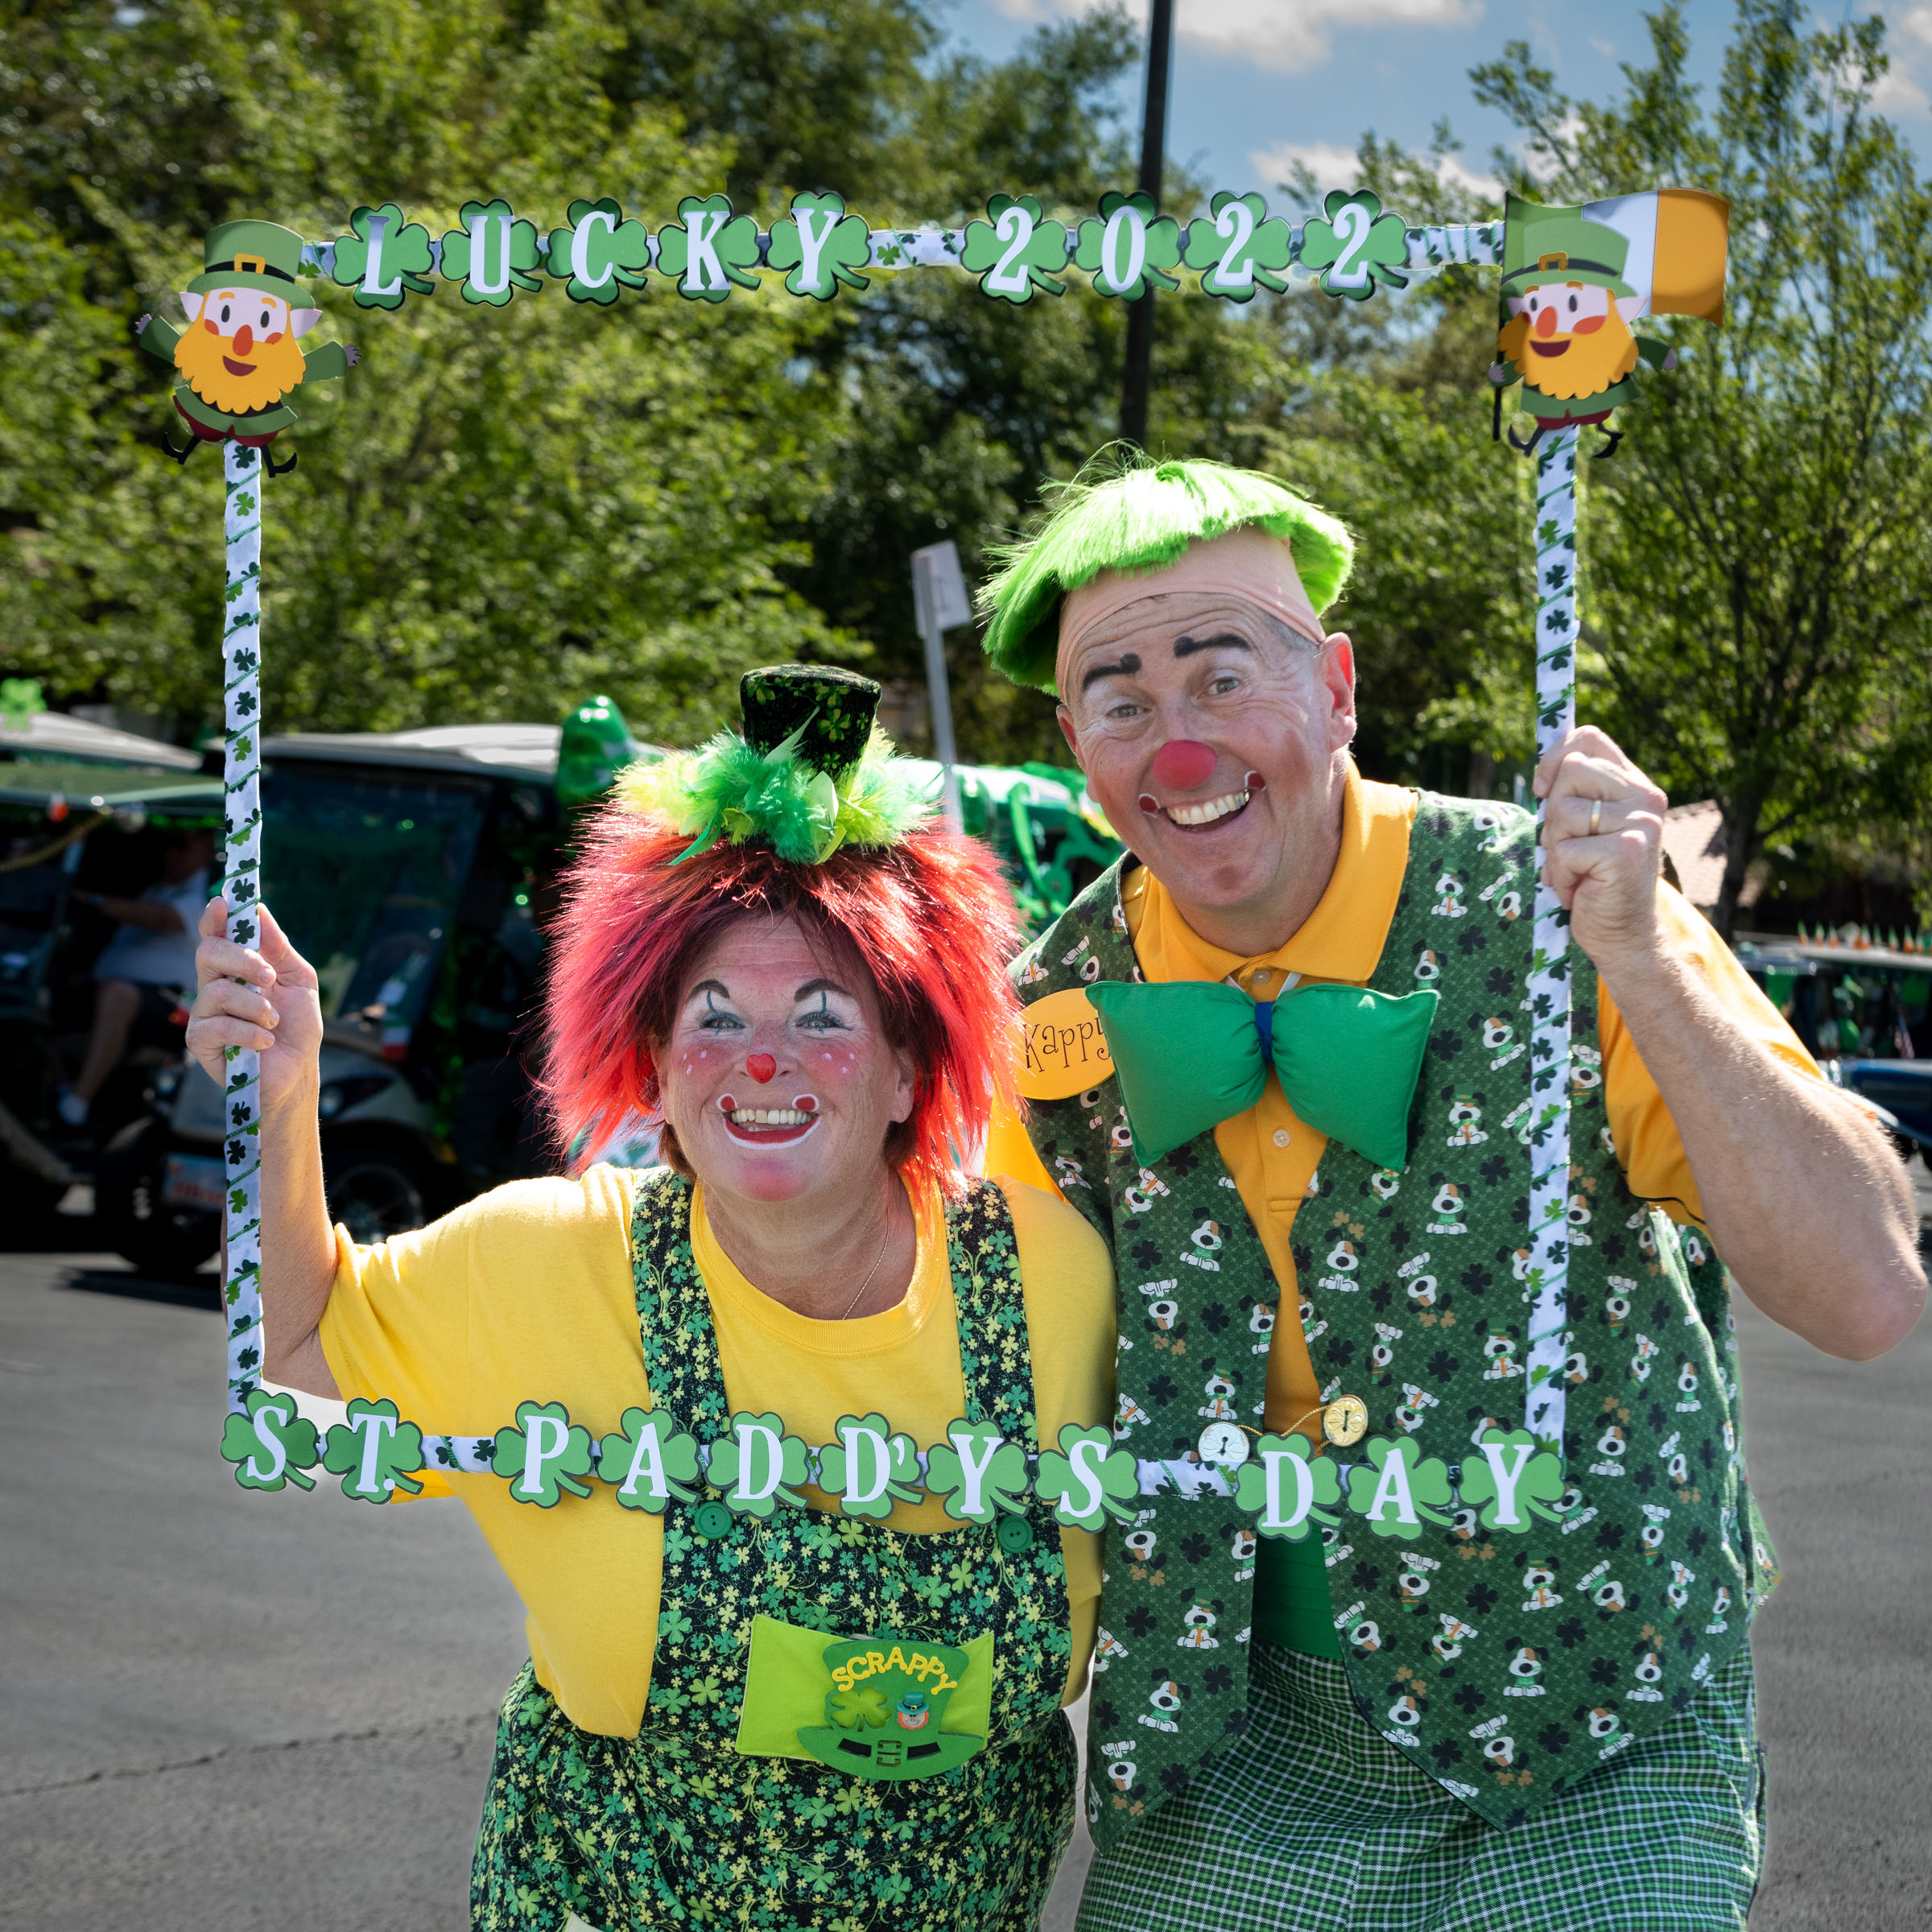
[747,1053,777,1084]
[1150,740,1218,791]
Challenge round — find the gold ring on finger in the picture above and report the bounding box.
[1588,799,1602,837]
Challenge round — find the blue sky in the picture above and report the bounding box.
[940,1,1932,202]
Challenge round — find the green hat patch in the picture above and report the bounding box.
[796,1633,985,1781]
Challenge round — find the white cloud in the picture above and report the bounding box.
[990,0,1484,72]
[1249,139,1501,203]
[1901,6,1932,49]
[1872,64,1932,114]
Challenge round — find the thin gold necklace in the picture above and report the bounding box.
[836,1203,898,1319]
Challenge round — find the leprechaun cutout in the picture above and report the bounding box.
[1489,189,1727,457]
[137,219,359,471]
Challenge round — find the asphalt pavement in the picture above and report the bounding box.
[2,1187,1928,1931]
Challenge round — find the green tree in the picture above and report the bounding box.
[1376,2,1932,935]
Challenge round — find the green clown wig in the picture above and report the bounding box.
[976,452,1356,693]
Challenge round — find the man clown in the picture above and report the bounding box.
[136,218,357,466]
[980,456,1923,1931]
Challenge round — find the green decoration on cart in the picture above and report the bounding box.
[1034,1423,1138,1531]
[795,1633,985,1781]
[1344,1435,1457,1538]
[1455,1426,1568,1533]
[706,1411,811,1517]
[329,204,436,309]
[1183,190,1292,301]
[765,191,872,299]
[960,195,1068,304]
[1298,188,1410,299]
[493,1401,597,1507]
[921,1420,1033,1524]
[321,1397,427,1503]
[543,196,652,304]
[439,199,543,306]
[1071,191,1183,300]
[1233,1431,1344,1541]
[818,1412,925,1520]
[596,1407,702,1511]
[219,1389,320,1492]
[656,195,762,302]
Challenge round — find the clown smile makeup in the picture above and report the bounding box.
[719,1093,821,1145]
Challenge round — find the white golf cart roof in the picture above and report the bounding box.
[262,723,566,782]
[0,710,202,770]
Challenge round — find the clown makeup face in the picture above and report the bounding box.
[654,915,915,1211]
[1058,582,1356,950]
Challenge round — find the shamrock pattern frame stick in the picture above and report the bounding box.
[220,442,266,1415]
[1523,427,1579,1451]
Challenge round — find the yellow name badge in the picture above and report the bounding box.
[1017,987,1115,1100]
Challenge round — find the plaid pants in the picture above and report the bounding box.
[1078,1642,1764,1932]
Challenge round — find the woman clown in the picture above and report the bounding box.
[187,666,1116,1930]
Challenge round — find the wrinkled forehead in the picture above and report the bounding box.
[1055,526,1323,695]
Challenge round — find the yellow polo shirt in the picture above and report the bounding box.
[987,766,1821,1435]
[320,1167,1114,1736]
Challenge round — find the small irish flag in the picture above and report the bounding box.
[1579,189,1729,324]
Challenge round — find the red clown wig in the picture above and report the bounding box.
[543,803,1024,1201]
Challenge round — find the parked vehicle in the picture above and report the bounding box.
[1736,937,1932,1166]
[0,724,222,1232]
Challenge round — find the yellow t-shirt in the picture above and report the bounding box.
[319,1167,1114,1737]
[987,766,1822,1436]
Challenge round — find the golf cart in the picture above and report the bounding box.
[1736,935,1932,1166]
[0,713,223,1228]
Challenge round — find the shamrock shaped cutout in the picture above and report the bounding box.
[321,1397,426,1503]
[438,198,543,307]
[706,1411,811,1517]
[960,195,1068,304]
[1345,1435,1456,1538]
[1183,191,1293,302]
[828,1684,890,1730]
[1457,1427,1567,1533]
[1298,190,1410,300]
[597,1406,702,1512]
[219,1389,320,1492]
[766,191,871,299]
[1071,192,1182,300]
[1034,1423,1138,1531]
[493,1401,597,1508]
[923,1420,1032,1524]
[656,195,762,303]
[330,204,436,310]
[818,1412,924,1521]
[1232,1431,1344,1541]
[544,197,651,305]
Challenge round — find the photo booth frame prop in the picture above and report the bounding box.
[149,184,1726,1492]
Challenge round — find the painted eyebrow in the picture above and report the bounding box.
[683,979,733,1005]
[1080,650,1143,693]
[795,977,857,1001]
[1173,632,1255,660]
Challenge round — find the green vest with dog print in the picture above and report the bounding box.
[1011,794,1780,1845]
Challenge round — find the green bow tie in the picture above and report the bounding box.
[1085,978,1439,1171]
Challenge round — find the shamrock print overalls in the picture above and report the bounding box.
[472,1170,1076,1931]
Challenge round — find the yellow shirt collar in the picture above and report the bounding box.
[1123,763,1419,989]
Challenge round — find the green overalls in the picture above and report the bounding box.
[471,1170,1077,1930]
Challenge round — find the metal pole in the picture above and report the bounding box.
[1523,427,1579,1454]
[1120,0,1174,449]
[220,441,266,1415]
[914,550,964,830]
